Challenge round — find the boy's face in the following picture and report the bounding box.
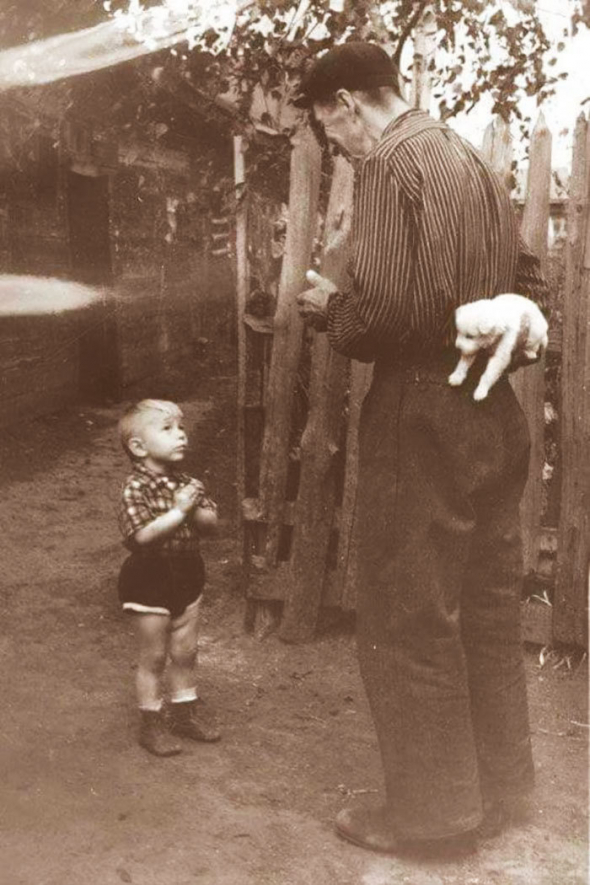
[130,406,188,471]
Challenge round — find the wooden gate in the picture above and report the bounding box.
[235,108,590,648]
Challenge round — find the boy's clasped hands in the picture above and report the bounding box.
[175,480,218,535]
[174,479,205,513]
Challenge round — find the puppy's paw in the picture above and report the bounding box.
[448,369,465,387]
[473,383,489,401]
[523,346,541,362]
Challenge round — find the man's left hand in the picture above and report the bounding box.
[296,270,338,331]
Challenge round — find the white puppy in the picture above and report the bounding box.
[448,293,548,401]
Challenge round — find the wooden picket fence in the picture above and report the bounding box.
[234,108,590,647]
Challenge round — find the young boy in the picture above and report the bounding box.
[117,399,221,756]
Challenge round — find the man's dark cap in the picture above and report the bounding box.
[293,42,398,109]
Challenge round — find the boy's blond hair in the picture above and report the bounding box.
[118,399,183,459]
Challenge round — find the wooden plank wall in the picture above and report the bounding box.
[239,109,588,647]
[554,113,590,648]
[256,128,322,567]
[0,311,81,427]
[512,114,551,576]
[279,157,354,642]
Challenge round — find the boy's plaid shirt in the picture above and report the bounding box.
[119,462,214,556]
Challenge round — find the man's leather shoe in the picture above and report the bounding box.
[476,795,533,839]
[336,805,400,854]
[335,804,477,858]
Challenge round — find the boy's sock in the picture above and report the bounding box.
[170,688,198,704]
[139,699,164,713]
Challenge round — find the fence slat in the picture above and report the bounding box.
[234,135,248,535]
[280,158,355,642]
[511,111,552,575]
[481,116,513,190]
[337,360,373,611]
[554,112,590,647]
[242,107,588,648]
[257,127,322,567]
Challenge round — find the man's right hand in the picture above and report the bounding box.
[296,270,338,331]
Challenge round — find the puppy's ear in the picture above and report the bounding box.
[454,305,468,332]
[517,312,532,349]
[478,305,496,336]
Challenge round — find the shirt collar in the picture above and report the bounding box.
[382,108,444,141]
[381,108,425,139]
[132,462,185,486]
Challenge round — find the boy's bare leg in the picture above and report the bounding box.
[133,612,170,708]
[168,599,221,741]
[168,598,201,696]
[132,612,182,756]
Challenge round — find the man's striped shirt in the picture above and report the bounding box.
[327,109,548,363]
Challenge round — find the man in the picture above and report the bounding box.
[294,42,548,856]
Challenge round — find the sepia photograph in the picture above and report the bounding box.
[0,2,588,883]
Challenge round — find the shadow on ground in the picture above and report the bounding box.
[1,381,587,885]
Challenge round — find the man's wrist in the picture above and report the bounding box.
[326,289,342,319]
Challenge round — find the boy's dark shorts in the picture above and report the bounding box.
[118,553,205,619]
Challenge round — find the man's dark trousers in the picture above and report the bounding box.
[354,357,535,841]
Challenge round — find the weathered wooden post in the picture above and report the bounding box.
[336,360,373,611]
[481,116,513,190]
[257,127,322,565]
[280,157,355,642]
[554,112,590,648]
[234,134,248,525]
[511,111,552,575]
[481,114,550,576]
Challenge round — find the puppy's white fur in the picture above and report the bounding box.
[448,294,548,401]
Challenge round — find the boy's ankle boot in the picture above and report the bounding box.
[169,698,221,742]
[139,710,182,757]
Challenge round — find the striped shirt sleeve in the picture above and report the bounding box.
[326,153,414,362]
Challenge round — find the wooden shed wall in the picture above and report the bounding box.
[0,96,234,426]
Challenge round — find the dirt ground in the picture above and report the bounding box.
[1,373,588,885]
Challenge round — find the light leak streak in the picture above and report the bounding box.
[0,276,103,316]
[0,1,256,91]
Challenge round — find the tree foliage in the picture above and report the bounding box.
[173,0,584,130]
[0,1,587,144]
